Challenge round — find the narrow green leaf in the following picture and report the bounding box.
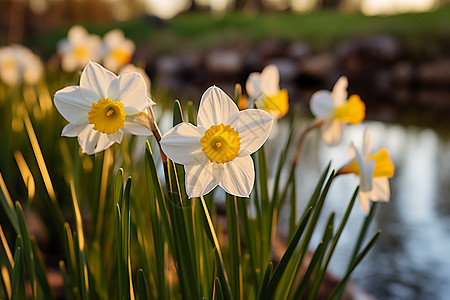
[15,202,37,300]
[173,99,184,125]
[187,101,196,125]
[114,168,124,206]
[257,262,273,300]
[214,249,232,300]
[263,207,312,299]
[136,269,150,300]
[327,230,381,300]
[225,194,242,300]
[214,277,224,300]
[59,261,72,300]
[0,172,19,233]
[11,241,25,300]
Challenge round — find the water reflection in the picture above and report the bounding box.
[289,120,450,300]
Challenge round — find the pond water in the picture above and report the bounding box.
[277,119,450,300]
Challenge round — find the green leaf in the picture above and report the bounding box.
[15,202,37,300]
[11,238,25,300]
[187,101,196,125]
[173,99,184,126]
[257,262,273,300]
[0,172,19,233]
[225,194,242,300]
[262,207,312,299]
[136,269,150,300]
[327,230,381,300]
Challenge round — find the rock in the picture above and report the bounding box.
[287,41,311,60]
[392,61,414,86]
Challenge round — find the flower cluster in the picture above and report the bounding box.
[57,25,135,73]
[0,44,43,86]
[54,61,394,212]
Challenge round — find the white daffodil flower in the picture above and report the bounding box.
[338,129,395,214]
[310,76,365,146]
[160,86,273,198]
[245,64,289,119]
[102,29,135,72]
[57,25,102,72]
[54,61,155,155]
[0,45,43,86]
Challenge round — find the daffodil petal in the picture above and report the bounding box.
[220,156,254,197]
[321,120,342,146]
[185,162,223,198]
[369,177,390,202]
[123,120,152,136]
[107,130,124,144]
[61,124,89,137]
[228,109,273,156]
[245,72,261,99]
[80,61,116,102]
[310,91,335,119]
[160,122,205,165]
[331,76,348,106]
[96,134,116,153]
[107,72,151,114]
[77,125,101,155]
[358,191,371,215]
[54,86,90,125]
[260,64,280,96]
[363,128,371,158]
[197,86,239,129]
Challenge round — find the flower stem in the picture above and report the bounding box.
[292,118,323,166]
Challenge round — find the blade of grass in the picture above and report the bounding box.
[136,269,150,300]
[257,262,273,300]
[225,194,243,300]
[11,238,25,300]
[0,172,19,233]
[262,206,312,299]
[15,202,37,300]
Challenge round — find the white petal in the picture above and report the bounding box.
[107,130,124,143]
[184,162,223,198]
[369,177,390,203]
[331,76,348,106]
[260,64,280,96]
[358,191,371,215]
[228,109,273,156]
[160,123,205,165]
[76,125,115,155]
[245,72,261,99]
[362,128,371,158]
[359,156,374,193]
[123,120,152,136]
[80,61,117,102]
[321,120,342,146]
[54,86,90,125]
[108,72,152,115]
[197,86,239,129]
[310,90,335,119]
[348,141,357,159]
[220,156,254,197]
[77,125,100,155]
[61,124,89,137]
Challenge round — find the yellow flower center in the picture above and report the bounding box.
[111,49,131,65]
[260,89,289,118]
[200,123,241,164]
[334,95,365,124]
[74,46,88,60]
[88,98,126,135]
[339,148,395,178]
